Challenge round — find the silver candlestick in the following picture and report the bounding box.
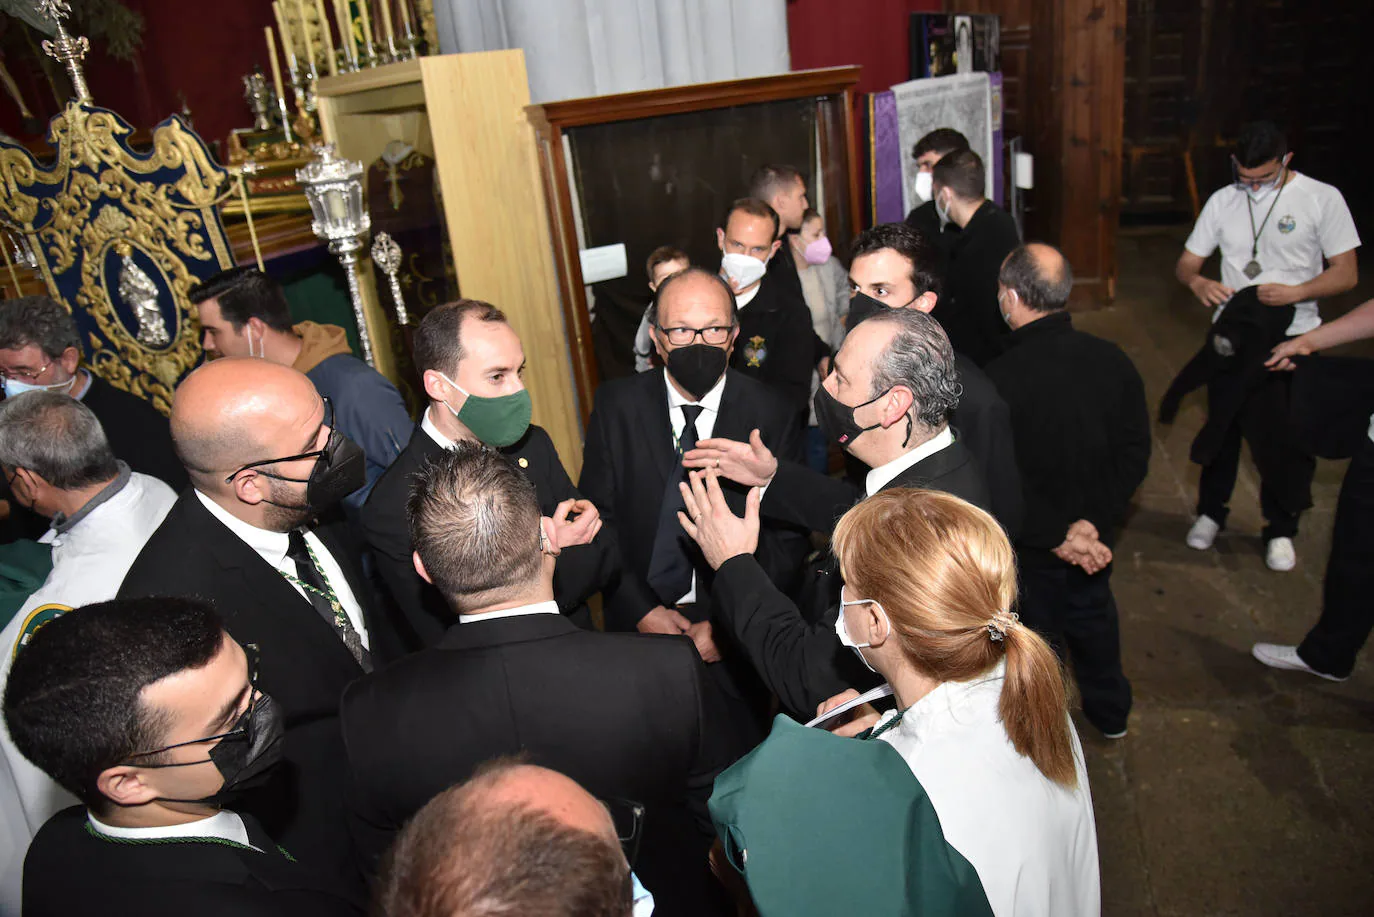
[297,146,375,365]
[369,232,409,326]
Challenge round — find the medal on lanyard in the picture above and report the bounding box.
[1243,167,1287,280]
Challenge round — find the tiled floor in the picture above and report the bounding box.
[1070,228,1374,916]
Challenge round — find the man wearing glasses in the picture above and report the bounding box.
[119,357,396,890]
[579,267,807,762]
[5,596,362,915]
[1175,120,1359,572]
[0,393,177,913]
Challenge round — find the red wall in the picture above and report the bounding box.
[786,0,943,95]
[3,0,279,156]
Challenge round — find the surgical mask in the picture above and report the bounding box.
[998,289,1014,327]
[802,236,833,266]
[152,692,286,806]
[631,871,655,916]
[246,325,264,359]
[2,373,75,399]
[813,383,890,450]
[720,252,767,290]
[835,589,890,675]
[1235,157,1288,203]
[437,371,532,448]
[935,190,952,228]
[665,343,728,401]
[913,170,934,203]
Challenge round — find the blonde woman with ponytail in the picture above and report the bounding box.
[831,488,1100,917]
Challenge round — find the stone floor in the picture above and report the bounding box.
[1068,228,1374,916]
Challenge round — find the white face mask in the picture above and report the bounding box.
[913,170,934,203]
[835,587,890,674]
[631,870,654,916]
[998,289,1015,327]
[720,252,768,290]
[246,325,265,359]
[934,190,952,228]
[2,372,76,399]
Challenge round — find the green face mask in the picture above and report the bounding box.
[437,371,532,447]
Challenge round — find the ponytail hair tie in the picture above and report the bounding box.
[986,610,1019,643]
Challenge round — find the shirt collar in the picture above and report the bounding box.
[87,809,255,850]
[420,404,457,450]
[50,461,131,534]
[457,599,561,625]
[864,426,955,496]
[194,489,291,569]
[665,369,727,414]
[1006,309,1072,344]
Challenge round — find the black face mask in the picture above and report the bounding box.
[665,344,729,401]
[241,428,367,516]
[813,384,893,451]
[846,291,923,333]
[149,692,286,806]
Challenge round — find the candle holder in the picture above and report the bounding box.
[370,232,409,326]
[242,72,274,131]
[297,145,375,365]
[38,0,92,104]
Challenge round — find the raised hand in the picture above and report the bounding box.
[677,469,760,569]
[682,428,778,488]
[551,498,602,549]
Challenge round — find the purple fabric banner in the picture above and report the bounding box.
[871,91,904,225]
[990,71,1004,205]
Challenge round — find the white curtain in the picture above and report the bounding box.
[432,0,791,103]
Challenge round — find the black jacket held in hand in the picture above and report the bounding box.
[986,311,1151,552]
[361,422,618,648]
[22,806,363,917]
[340,613,730,917]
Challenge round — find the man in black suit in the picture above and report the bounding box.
[362,300,612,647]
[579,267,809,756]
[118,358,396,887]
[718,197,823,420]
[903,127,970,254]
[5,596,361,917]
[930,150,1022,366]
[340,443,727,915]
[837,221,1022,537]
[988,244,1149,739]
[681,308,987,717]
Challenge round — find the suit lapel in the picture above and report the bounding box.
[636,370,679,487]
[712,371,749,443]
[889,442,974,490]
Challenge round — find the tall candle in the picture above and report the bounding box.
[358,0,375,50]
[272,3,298,72]
[315,0,338,75]
[399,0,413,37]
[378,0,396,52]
[333,0,357,66]
[295,0,315,73]
[265,26,286,105]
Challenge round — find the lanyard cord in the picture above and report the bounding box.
[1245,168,1288,259]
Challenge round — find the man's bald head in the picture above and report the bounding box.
[377,761,632,917]
[171,358,323,484]
[999,242,1074,313]
[650,265,738,329]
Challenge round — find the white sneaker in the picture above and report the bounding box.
[1186,515,1220,550]
[1265,537,1296,572]
[1251,643,1347,682]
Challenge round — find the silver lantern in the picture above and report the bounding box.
[296,145,374,365]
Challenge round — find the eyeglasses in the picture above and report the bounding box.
[601,797,645,867]
[0,360,52,383]
[123,643,261,762]
[655,324,735,347]
[224,397,334,484]
[1230,156,1287,189]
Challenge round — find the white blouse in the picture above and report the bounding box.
[875,660,1101,917]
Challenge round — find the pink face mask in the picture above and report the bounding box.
[803,236,833,265]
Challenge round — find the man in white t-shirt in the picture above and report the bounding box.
[1175,120,1360,571]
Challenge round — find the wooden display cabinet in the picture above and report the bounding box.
[314,50,582,474]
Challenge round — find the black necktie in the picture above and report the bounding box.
[646,405,703,605]
[285,530,371,671]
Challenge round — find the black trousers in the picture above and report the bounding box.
[1018,558,1133,735]
[1298,436,1374,678]
[1197,370,1316,540]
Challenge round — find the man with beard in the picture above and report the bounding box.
[119,359,397,888]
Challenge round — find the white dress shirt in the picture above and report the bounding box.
[421,404,459,449]
[194,491,370,650]
[88,809,259,852]
[666,372,727,605]
[876,660,1101,917]
[864,426,956,496]
[458,599,561,625]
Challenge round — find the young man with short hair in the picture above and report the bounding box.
[1175,121,1359,572]
[633,246,691,373]
[904,127,971,247]
[4,596,361,916]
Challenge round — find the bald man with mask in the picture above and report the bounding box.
[119,358,398,889]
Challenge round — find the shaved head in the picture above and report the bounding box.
[171,358,325,498]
